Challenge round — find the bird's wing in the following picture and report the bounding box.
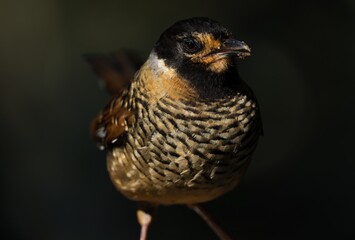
[85,50,142,149]
[90,96,134,149]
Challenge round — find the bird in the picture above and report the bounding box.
[86,17,262,240]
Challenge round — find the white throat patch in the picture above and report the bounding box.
[146,51,173,77]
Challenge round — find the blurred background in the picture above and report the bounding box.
[1,0,354,239]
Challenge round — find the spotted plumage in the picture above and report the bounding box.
[87,17,262,240]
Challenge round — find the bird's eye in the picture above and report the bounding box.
[181,38,202,54]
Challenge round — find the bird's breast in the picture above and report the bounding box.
[107,90,260,204]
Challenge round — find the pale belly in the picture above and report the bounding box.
[106,127,255,205]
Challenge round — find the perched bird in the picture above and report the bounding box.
[86,17,262,240]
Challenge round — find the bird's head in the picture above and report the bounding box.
[141,17,251,99]
[152,17,250,81]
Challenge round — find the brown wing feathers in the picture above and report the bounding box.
[85,50,141,149]
[90,97,133,149]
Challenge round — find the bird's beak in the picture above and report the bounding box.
[216,39,251,59]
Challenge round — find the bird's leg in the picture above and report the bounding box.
[137,202,157,240]
[137,210,151,240]
[187,204,233,240]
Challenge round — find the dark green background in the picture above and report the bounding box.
[1,0,354,239]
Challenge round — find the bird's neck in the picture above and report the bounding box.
[139,52,242,100]
[132,53,198,102]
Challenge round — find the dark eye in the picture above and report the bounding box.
[181,38,202,54]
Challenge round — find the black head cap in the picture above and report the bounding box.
[154,17,232,63]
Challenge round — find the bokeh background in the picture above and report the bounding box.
[1,0,355,239]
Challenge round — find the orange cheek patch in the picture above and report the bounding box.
[208,59,229,73]
[190,33,222,59]
[189,33,229,73]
